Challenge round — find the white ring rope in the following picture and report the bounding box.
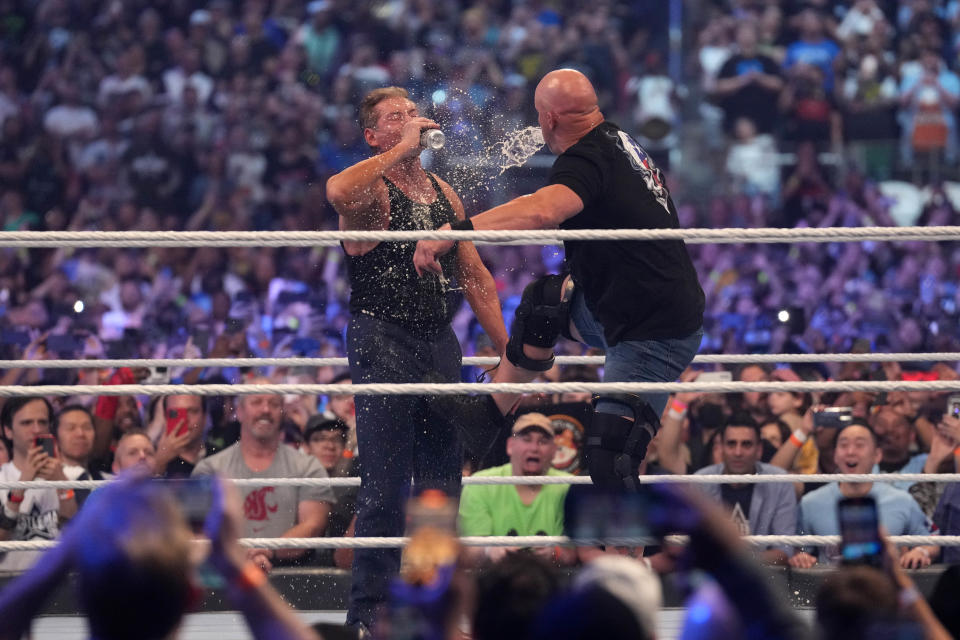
[2,379,960,397]
[3,352,959,370]
[0,535,952,553]
[1,226,960,247]
[3,472,958,491]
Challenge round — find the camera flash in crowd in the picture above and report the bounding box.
[73,300,84,314]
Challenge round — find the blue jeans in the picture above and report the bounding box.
[345,314,463,629]
[569,290,703,418]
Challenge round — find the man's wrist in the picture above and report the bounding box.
[450,218,474,232]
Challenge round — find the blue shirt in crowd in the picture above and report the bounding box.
[799,482,932,537]
[784,38,840,89]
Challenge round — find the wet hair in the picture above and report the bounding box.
[358,86,409,130]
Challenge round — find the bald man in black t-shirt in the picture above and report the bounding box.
[414,69,704,492]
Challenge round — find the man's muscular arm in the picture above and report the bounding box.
[439,179,509,354]
[325,117,439,220]
[414,184,583,276]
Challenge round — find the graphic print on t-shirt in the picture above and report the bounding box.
[244,487,278,522]
[729,502,751,537]
[611,129,670,215]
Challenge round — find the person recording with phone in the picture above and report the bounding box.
[790,421,938,569]
[816,501,952,640]
[0,397,77,571]
[153,394,208,478]
[0,472,323,640]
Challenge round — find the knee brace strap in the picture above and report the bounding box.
[585,395,661,491]
[505,274,573,372]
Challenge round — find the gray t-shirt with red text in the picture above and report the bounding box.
[192,443,335,538]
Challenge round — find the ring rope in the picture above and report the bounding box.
[3,472,958,491]
[4,352,959,370]
[0,535,952,553]
[1,379,959,397]
[1,226,960,247]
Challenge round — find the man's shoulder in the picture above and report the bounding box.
[471,464,511,478]
[800,483,838,506]
[194,442,240,473]
[757,463,788,475]
[873,481,916,504]
[275,445,329,477]
[694,463,722,475]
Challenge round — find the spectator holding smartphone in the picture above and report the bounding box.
[0,473,322,640]
[153,394,208,478]
[0,396,77,571]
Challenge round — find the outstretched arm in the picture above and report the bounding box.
[414,185,583,276]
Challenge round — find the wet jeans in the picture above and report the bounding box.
[568,290,703,418]
[345,314,463,629]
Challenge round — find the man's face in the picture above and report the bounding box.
[166,395,205,443]
[365,96,418,152]
[871,411,912,462]
[56,409,95,463]
[238,394,283,440]
[834,425,881,474]
[308,429,345,471]
[113,434,156,473]
[115,396,142,433]
[721,425,760,474]
[738,365,767,408]
[507,428,557,476]
[3,400,51,457]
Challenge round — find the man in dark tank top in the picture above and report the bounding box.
[326,87,508,633]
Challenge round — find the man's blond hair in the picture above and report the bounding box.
[358,86,410,130]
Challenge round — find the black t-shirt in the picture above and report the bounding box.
[716,54,783,134]
[549,122,704,345]
[721,483,754,536]
[164,456,196,479]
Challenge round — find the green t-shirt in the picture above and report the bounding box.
[458,464,572,536]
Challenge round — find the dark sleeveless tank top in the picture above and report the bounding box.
[344,173,459,337]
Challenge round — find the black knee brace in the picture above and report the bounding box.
[585,395,660,492]
[505,274,574,372]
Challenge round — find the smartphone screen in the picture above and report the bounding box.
[838,496,883,567]
[34,434,56,457]
[166,408,189,437]
[565,485,653,543]
[949,394,960,419]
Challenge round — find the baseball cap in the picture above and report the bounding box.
[304,416,348,441]
[511,412,555,437]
